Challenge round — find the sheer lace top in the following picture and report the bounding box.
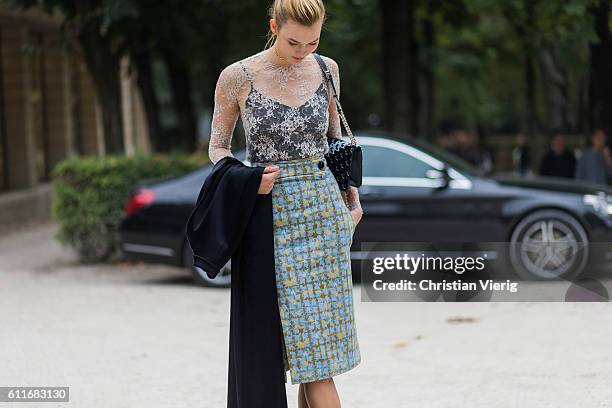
[208,49,361,211]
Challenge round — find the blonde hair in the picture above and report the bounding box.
[264,0,326,50]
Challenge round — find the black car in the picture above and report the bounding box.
[119,134,612,287]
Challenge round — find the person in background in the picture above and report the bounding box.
[439,126,461,158]
[538,129,576,179]
[575,128,611,186]
[439,125,495,175]
[473,131,496,175]
[605,146,612,185]
[513,133,532,176]
[454,128,482,166]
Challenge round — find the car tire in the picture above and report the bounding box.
[182,242,232,288]
[509,209,589,281]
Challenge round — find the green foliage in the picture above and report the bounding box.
[51,153,208,262]
[320,0,383,130]
[9,0,607,141]
[433,0,598,133]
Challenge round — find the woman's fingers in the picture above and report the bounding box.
[257,166,280,194]
[263,165,280,174]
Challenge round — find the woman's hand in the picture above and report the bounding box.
[350,207,363,226]
[258,166,280,194]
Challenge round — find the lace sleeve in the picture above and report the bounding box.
[325,57,342,141]
[208,64,245,164]
[324,57,362,212]
[344,186,362,212]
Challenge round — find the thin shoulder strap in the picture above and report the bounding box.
[312,53,356,145]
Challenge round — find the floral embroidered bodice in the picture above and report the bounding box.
[208,48,361,211]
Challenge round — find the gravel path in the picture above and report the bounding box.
[0,222,610,407]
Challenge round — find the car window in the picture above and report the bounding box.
[407,138,483,177]
[356,132,484,177]
[362,145,434,178]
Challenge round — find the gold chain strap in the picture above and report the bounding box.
[314,53,357,146]
[337,102,357,145]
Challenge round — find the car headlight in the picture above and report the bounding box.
[583,192,612,216]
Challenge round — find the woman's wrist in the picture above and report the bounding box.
[346,186,361,211]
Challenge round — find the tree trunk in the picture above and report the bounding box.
[524,0,538,142]
[77,24,125,155]
[132,48,162,152]
[419,1,435,141]
[380,0,417,137]
[524,51,537,138]
[162,47,197,152]
[407,0,420,138]
[576,73,589,134]
[589,0,612,141]
[538,45,569,133]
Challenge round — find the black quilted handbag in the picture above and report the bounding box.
[313,53,362,191]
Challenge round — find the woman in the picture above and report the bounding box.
[208,0,362,406]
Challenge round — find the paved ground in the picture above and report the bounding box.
[1,222,611,407]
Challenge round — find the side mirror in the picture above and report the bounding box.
[426,165,452,189]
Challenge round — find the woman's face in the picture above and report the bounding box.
[270,18,323,63]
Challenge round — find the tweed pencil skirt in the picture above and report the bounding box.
[251,154,361,385]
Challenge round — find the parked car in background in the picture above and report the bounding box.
[119,133,612,287]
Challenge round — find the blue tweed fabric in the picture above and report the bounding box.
[251,154,361,384]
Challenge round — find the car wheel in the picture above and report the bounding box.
[509,209,589,281]
[182,242,232,288]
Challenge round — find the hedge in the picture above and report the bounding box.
[51,153,208,262]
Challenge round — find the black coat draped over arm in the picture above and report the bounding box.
[184,156,289,408]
